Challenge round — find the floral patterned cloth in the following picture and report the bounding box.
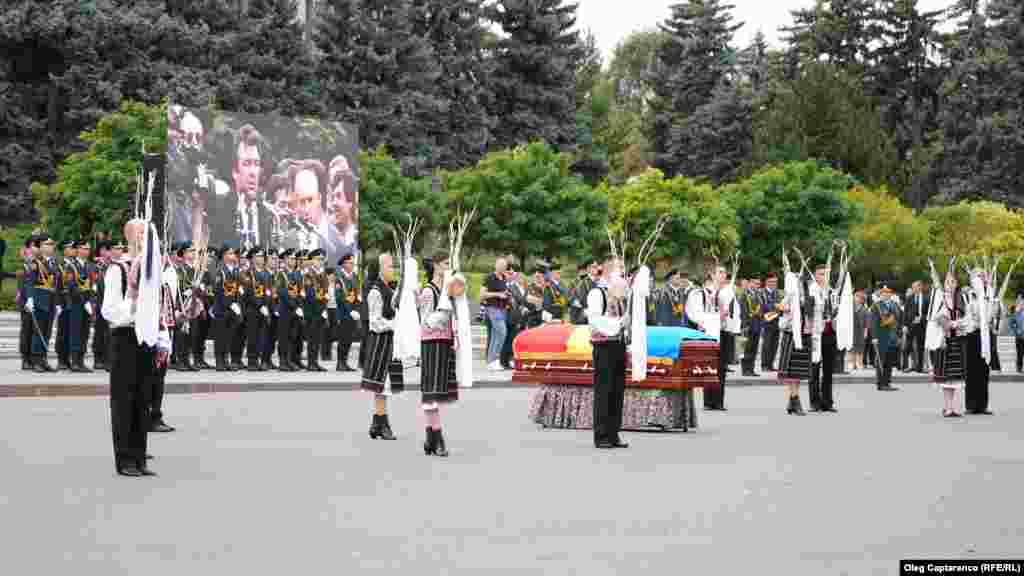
[528,385,692,430]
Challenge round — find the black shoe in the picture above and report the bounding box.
[146,454,154,460]
[611,438,629,448]
[279,363,297,372]
[21,359,32,371]
[34,360,55,373]
[94,360,106,371]
[824,407,838,413]
[57,361,70,371]
[379,414,396,440]
[434,429,448,457]
[424,428,436,455]
[71,361,92,373]
[369,414,382,439]
[974,410,994,415]
[595,440,614,449]
[138,466,157,477]
[151,421,175,433]
[247,362,261,372]
[117,466,144,477]
[742,372,755,377]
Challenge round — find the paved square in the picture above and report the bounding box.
[1,382,1022,574]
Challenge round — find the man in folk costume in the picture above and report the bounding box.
[927,257,967,417]
[361,252,405,440]
[778,249,812,415]
[709,261,740,411]
[964,266,994,415]
[806,245,845,412]
[587,253,630,449]
[151,250,180,434]
[871,280,902,391]
[102,219,169,477]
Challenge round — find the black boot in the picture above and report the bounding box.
[21,358,32,371]
[379,414,396,440]
[434,428,449,457]
[790,396,806,415]
[424,428,436,455]
[369,414,381,439]
[247,358,261,372]
[72,353,93,373]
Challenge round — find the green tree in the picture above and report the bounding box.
[607,29,667,114]
[485,0,583,151]
[720,160,864,278]
[444,142,608,266]
[31,101,168,242]
[646,0,743,177]
[603,168,739,266]
[847,184,932,280]
[358,147,446,253]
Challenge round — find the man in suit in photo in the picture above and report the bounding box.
[291,159,341,266]
[208,124,272,252]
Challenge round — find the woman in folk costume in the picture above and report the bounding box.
[417,211,475,456]
[963,265,994,415]
[927,257,967,417]
[360,250,405,441]
[777,246,812,415]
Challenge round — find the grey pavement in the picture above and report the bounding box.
[1,383,1022,574]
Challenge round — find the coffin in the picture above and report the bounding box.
[512,324,721,391]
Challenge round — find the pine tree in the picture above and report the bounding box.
[316,0,443,173]
[485,0,583,151]
[646,0,743,177]
[409,0,494,170]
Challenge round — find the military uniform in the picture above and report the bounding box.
[243,247,275,371]
[27,237,59,372]
[92,242,112,370]
[303,249,329,371]
[17,239,33,370]
[213,244,244,371]
[568,269,594,325]
[173,243,198,371]
[334,254,360,371]
[64,241,95,372]
[55,242,74,370]
[276,250,304,371]
[871,284,901,391]
[542,276,569,322]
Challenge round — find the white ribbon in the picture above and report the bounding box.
[630,266,650,381]
[925,287,944,351]
[785,271,803,350]
[836,272,854,351]
[972,273,990,365]
[393,257,421,361]
[136,223,162,347]
[443,271,473,388]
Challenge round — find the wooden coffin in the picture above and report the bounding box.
[511,324,720,391]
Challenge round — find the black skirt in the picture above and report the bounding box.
[421,340,458,404]
[360,331,404,394]
[933,336,965,383]
[777,330,811,381]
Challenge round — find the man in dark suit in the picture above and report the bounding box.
[291,159,341,265]
[760,273,781,372]
[908,280,929,373]
[207,124,272,251]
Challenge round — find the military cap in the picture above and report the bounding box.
[62,240,75,249]
[308,248,324,259]
[245,246,264,259]
[279,248,293,259]
[294,249,307,259]
[39,235,54,245]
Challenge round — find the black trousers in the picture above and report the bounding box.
[707,333,733,409]
[761,327,779,370]
[213,313,243,366]
[989,332,1001,371]
[278,313,299,366]
[321,311,336,360]
[1015,338,1024,371]
[874,345,897,387]
[56,307,68,364]
[336,317,357,368]
[911,324,926,370]
[151,362,168,423]
[110,327,151,470]
[742,328,760,374]
[191,316,210,364]
[592,340,626,445]
[809,328,836,409]
[93,316,109,364]
[267,315,278,363]
[19,310,32,360]
[173,324,191,366]
[865,338,876,366]
[305,314,323,366]
[245,306,268,364]
[965,331,989,413]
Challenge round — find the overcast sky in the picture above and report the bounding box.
[575,0,956,60]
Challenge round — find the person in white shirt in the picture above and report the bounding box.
[587,255,630,450]
[102,220,168,477]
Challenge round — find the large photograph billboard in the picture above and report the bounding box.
[166,106,359,265]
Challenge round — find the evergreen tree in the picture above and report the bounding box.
[316,0,444,174]
[409,0,494,170]
[646,0,743,177]
[485,0,583,151]
[781,0,876,74]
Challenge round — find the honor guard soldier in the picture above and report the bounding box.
[243,246,274,371]
[303,248,329,371]
[92,241,112,370]
[761,273,782,372]
[278,249,305,370]
[63,240,94,372]
[655,269,686,327]
[17,237,35,370]
[541,262,569,322]
[871,280,901,391]
[26,236,58,371]
[264,249,282,369]
[77,240,99,370]
[524,265,547,328]
[335,253,360,371]
[174,242,199,371]
[54,240,75,370]
[213,243,244,371]
[569,261,598,325]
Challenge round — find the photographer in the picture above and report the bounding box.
[479,258,510,371]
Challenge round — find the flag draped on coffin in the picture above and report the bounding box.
[513,324,716,362]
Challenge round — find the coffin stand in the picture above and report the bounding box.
[514,324,720,432]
